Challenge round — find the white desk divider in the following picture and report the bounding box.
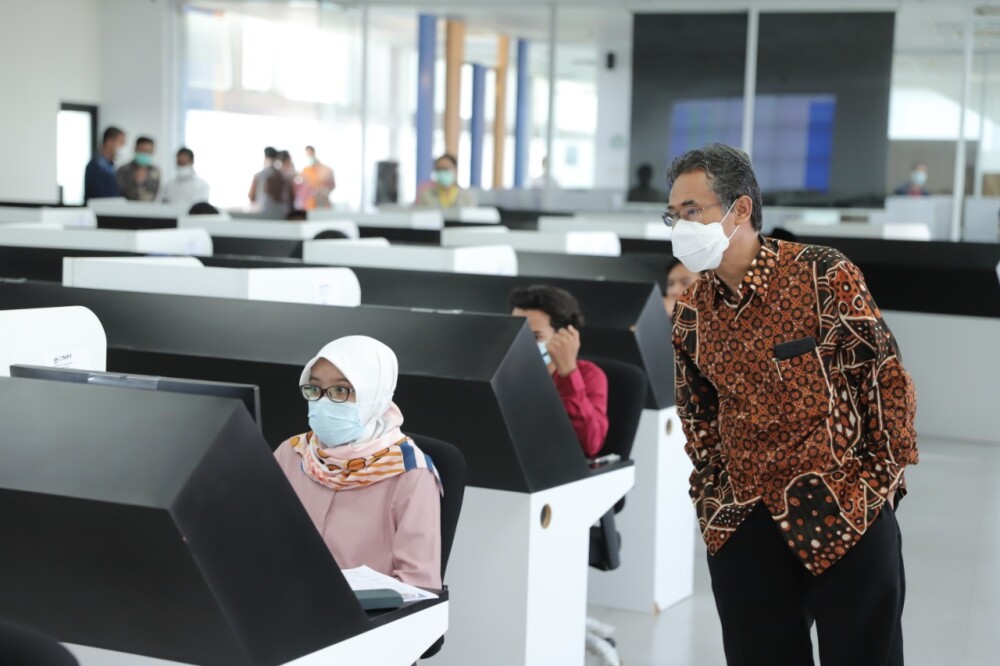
[784,221,931,241]
[65,600,449,666]
[0,226,213,256]
[304,240,518,276]
[62,257,362,306]
[87,199,191,219]
[178,215,360,240]
[0,206,97,228]
[0,307,107,375]
[308,207,444,230]
[441,207,502,224]
[538,216,671,240]
[441,227,622,256]
[587,407,696,614]
[962,197,1000,243]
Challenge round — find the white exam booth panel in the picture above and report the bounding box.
[438,466,635,666]
[962,197,1000,243]
[868,196,952,239]
[441,207,502,224]
[65,601,449,666]
[308,208,444,230]
[62,257,362,306]
[0,226,213,255]
[87,199,191,219]
[538,216,671,240]
[303,240,518,276]
[177,215,360,240]
[0,206,97,228]
[884,308,1000,445]
[440,227,622,256]
[587,407,697,614]
[0,306,107,375]
[783,221,932,241]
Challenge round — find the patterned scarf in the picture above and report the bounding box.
[290,429,443,495]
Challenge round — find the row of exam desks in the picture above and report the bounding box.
[0,211,686,665]
[3,202,999,661]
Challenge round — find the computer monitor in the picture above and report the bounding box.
[9,365,262,432]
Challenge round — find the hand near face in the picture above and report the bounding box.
[547,325,580,377]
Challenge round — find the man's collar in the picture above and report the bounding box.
[710,235,780,305]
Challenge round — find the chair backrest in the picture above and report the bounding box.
[0,620,78,666]
[585,356,646,461]
[408,434,466,581]
[312,229,349,240]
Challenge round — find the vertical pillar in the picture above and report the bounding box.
[470,64,487,188]
[445,20,466,157]
[952,8,974,242]
[544,6,557,203]
[417,14,437,189]
[514,39,530,188]
[741,7,759,158]
[359,4,370,209]
[493,36,510,190]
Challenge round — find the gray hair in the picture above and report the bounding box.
[664,143,763,231]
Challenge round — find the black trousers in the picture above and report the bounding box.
[707,503,905,666]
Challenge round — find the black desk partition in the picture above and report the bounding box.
[793,236,1000,318]
[0,282,589,493]
[212,236,305,259]
[0,245,140,281]
[0,378,376,665]
[96,215,177,230]
[516,250,670,284]
[203,257,675,410]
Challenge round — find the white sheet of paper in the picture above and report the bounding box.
[341,565,439,603]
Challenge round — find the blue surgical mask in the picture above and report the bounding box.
[308,399,365,446]
[538,341,552,365]
[435,169,456,187]
[135,153,154,167]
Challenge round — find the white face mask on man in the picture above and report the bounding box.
[670,201,740,273]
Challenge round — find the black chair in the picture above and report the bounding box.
[583,357,647,572]
[312,229,349,241]
[0,620,78,666]
[408,434,466,659]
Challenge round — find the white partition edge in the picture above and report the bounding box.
[62,257,361,306]
[303,242,518,276]
[441,228,620,256]
[179,216,359,240]
[133,229,214,256]
[0,307,107,375]
[87,200,191,219]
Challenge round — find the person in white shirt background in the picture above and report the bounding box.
[160,147,210,207]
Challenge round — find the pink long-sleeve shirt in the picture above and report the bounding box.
[553,359,609,458]
[274,439,442,589]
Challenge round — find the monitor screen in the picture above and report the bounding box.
[9,365,262,432]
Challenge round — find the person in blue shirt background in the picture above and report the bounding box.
[84,126,126,203]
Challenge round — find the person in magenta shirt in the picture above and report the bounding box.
[510,285,610,458]
[273,335,443,589]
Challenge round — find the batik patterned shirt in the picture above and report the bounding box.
[673,236,918,575]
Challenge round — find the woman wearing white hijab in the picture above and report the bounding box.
[273,335,443,588]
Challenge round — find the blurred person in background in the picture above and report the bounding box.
[301,145,336,209]
[160,147,210,207]
[117,136,160,202]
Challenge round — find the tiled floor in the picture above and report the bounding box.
[589,438,1000,666]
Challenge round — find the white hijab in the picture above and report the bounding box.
[299,335,403,444]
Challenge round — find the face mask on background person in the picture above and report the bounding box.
[670,201,740,273]
[135,153,153,167]
[435,169,456,188]
[910,170,927,187]
[176,165,194,179]
[308,399,366,447]
[537,340,552,366]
